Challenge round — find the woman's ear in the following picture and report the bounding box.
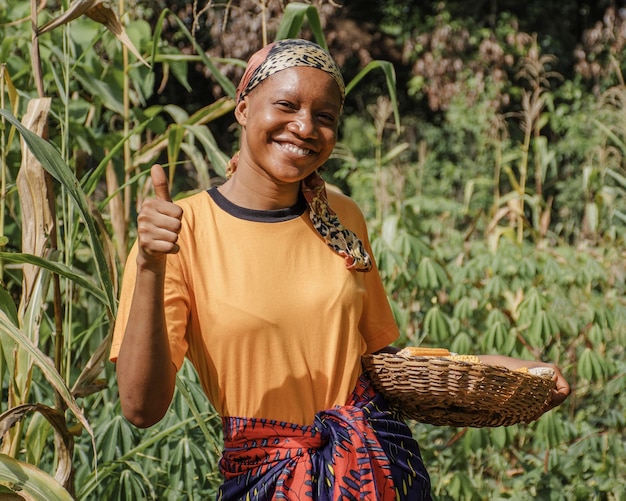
[234,99,248,126]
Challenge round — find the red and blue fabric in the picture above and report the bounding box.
[218,374,432,500]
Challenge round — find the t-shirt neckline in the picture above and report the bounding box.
[207,186,307,222]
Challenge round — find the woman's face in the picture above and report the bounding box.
[235,65,342,185]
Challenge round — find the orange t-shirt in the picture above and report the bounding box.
[110,187,399,425]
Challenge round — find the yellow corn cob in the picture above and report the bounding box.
[446,354,481,364]
[398,347,452,357]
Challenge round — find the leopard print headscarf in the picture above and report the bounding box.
[236,39,345,104]
[229,39,372,272]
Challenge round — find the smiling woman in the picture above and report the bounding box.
[109,38,568,501]
[226,65,341,204]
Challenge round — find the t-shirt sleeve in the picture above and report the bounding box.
[109,243,190,371]
[358,227,400,353]
[328,190,400,353]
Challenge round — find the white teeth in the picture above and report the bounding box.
[279,143,311,156]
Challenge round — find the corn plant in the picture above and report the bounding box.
[0,0,231,497]
[0,1,404,498]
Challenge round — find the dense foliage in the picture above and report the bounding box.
[0,1,624,499]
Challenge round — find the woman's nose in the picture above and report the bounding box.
[288,111,316,137]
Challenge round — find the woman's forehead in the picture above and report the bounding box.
[258,67,342,99]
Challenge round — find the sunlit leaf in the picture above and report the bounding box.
[167,124,185,181]
[78,415,204,498]
[423,305,451,343]
[0,454,73,500]
[0,252,108,305]
[0,404,73,487]
[0,310,94,442]
[38,0,149,67]
[15,98,54,309]
[132,98,234,169]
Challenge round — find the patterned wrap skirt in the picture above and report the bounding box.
[217,374,432,500]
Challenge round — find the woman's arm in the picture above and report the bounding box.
[116,165,183,428]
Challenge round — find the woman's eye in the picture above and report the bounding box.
[319,113,336,124]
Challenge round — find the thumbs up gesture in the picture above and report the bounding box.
[136,165,184,268]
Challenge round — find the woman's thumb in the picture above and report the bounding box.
[151,164,172,202]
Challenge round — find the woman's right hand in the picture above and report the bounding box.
[136,164,183,269]
[116,164,181,428]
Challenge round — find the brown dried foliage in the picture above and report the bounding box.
[405,19,534,112]
[574,6,626,91]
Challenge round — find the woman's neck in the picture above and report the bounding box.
[217,171,301,211]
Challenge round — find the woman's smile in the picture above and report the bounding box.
[275,140,313,157]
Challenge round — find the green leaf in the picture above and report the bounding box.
[450,331,473,355]
[156,47,193,91]
[490,425,507,449]
[97,414,136,463]
[0,310,93,442]
[73,70,124,115]
[416,257,447,289]
[83,117,154,196]
[78,413,212,498]
[0,454,73,500]
[577,347,595,381]
[518,287,545,318]
[152,9,236,98]
[0,283,18,327]
[452,297,474,320]
[175,376,222,453]
[591,117,626,156]
[167,124,186,175]
[132,98,234,171]
[0,252,108,305]
[275,3,327,48]
[525,310,558,346]
[484,275,506,299]
[24,412,52,466]
[0,109,116,317]
[183,125,230,177]
[423,306,450,343]
[534,410,564,449]
[345,60,400,132]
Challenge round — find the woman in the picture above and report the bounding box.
[111,39,569,500]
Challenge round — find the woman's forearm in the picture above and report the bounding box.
[116,264,176,428]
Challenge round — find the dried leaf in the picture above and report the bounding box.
[0,404,73,489]
[0,64,19,114]
[71,335,110,399]
[38,0,149,67]
[85,2,150,67]
[16,98,53,306]
[38,0,99,34]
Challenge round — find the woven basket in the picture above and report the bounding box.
[362,353,555,427]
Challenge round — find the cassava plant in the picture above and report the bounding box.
[335,15,624,498]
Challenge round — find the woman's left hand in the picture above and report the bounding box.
[478,355,571,417]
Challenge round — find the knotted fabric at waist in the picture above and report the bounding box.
[218,374,432,500]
